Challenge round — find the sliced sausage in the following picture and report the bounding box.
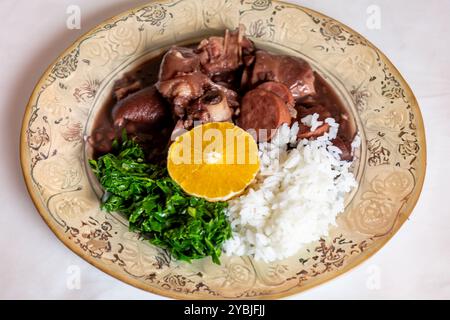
[112,86,168,129]
[257,81,296,117]
[238,88,291,141]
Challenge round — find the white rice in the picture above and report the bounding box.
[223,117,357,262]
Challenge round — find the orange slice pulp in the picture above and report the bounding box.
[167,122,260,201]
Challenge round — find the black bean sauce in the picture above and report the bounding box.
[89,55,175,164]
[89,47,356,164]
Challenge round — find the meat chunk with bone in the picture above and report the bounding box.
[246,50,316,99]
[187,90,233,123]
[156,27,254,137]
[156,71,212,117]
[157,70,238,112]
[157,72,238,139]
[196,25,255,76]
[169,90,234,141]
[169,87,237,140]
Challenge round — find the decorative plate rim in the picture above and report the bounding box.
[20,0,426,299]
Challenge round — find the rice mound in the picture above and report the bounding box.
[223,118,358,262]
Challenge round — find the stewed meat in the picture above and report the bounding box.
[157,71,238,125]
[247,50,316,99]
[89,85,173,161]
[211,83,240,109]
[112,86,168,132]
[159,46,201,81]
[156,26,249,134]
[196,25,255,76]
[238,88,291,142]
[211,71,239,89]
[156,71,212,116]
[187,90,233,123]
[170,87,236,137]
[91,27,357,164]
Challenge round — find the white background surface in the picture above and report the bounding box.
[0,0,448,300]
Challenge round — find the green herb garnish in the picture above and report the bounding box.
[89,137,231,264]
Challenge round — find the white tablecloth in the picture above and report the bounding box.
[0,0,448,299]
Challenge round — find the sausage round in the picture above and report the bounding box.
[238,88,291,141]
[257,81,295,108]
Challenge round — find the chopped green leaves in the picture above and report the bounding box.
[89,138,231,264]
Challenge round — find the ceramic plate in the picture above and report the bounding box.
[20,0,426,299]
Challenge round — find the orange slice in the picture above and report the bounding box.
[167,122,260,201]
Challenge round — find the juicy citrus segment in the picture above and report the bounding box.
[167,122,260,201]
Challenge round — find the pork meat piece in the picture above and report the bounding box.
[247,50,316,99]
[158,46,201,81]
[187,89,233,123]
[112,86,168,132]
[156,71,212,116]
[196,25,255,76]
